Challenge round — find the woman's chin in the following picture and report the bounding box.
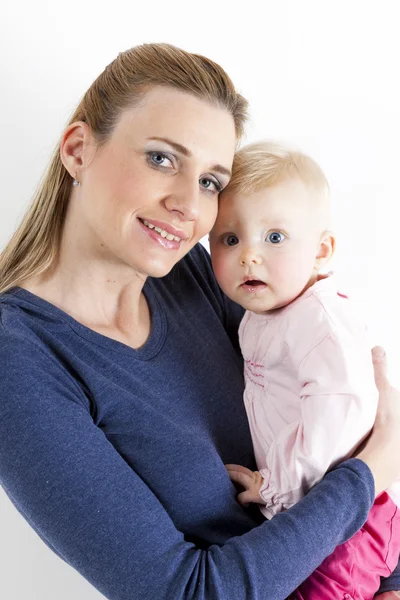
[137,258,179,280]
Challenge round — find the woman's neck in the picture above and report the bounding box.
[21,227,152,349]
[22,267,152,350]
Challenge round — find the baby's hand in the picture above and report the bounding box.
[225,464,264,506]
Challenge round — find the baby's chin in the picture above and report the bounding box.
[231,287,302,314]
[228,290,277,314]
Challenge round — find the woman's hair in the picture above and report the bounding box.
[0,43,248,294]
[224,140,330,197]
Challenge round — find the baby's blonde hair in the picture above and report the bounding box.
[224,140,330,198]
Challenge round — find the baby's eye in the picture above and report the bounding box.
[266,231,285,244]
[223,234,239,247]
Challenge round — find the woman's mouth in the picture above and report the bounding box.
[138,218,187,250]
[139,219,182,242]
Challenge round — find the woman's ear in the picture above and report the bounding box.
[59,121,93,180]
[314,230,335,271]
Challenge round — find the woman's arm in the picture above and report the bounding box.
[362,348,400,596]
[0,336,394,600]
[375,550,400,595]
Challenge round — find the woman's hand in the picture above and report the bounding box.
[225,464,264,506]
[356,346,400,496]
[375,592,400,599]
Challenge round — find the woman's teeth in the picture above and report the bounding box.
[141,219,182,242]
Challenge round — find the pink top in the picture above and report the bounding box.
[239,274,400,518]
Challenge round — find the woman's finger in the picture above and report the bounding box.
[357,348,400,494]
[371,346,390,391]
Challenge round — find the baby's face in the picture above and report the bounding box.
[209,177,326,313]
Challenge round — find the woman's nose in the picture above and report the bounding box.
[164,176,201,221]
[239,248,262,266]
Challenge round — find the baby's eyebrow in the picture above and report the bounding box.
[224,221,238,229]
[260,216,291,228]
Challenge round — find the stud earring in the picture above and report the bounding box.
[72,178,80,187]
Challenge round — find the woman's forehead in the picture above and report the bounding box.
[114,87,236,160]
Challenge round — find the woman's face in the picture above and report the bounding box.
[75,87,237,279]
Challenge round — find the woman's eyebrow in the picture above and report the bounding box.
[212,164,232,178]
[147,136,192,156]
[147,136,231,178]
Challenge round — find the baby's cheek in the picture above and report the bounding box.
[273,254,310,293]
[211,252,232,290]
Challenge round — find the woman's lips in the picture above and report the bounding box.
[138,218,184,250]
[138,218,188,241]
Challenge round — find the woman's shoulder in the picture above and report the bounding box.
[0,287,69,350]
[0,288,86,384]
[0,291,92,418]
[0,295,62,375]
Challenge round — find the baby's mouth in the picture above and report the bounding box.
[242,279,266,287]
[239,276,269,295]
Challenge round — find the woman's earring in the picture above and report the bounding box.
[72,178,80,187]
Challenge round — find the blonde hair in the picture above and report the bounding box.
[224,140,330,197]
[0,43,248,294]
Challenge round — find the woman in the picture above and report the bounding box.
[0,43,399,599]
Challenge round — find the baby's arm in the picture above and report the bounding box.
[229,316,378,516]
[262,327,378,515]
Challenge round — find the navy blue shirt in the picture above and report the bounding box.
[0,244,397,599]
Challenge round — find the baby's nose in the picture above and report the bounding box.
[239,248,262,266]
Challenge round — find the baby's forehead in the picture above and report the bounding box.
[217,179,329,230]
[221,180,319,214]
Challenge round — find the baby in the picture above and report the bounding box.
[209,141,400,599]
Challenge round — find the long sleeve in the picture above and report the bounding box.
[0,333,375,600]
[259,329,378,517]
[377,560,400,594]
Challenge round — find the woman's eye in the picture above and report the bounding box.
[148,152,173,168]
[223,234,239,247]
[266,231,285,244]
[200,177,222,194]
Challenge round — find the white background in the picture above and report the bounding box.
[1,1,399,598]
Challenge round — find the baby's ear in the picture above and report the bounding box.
[314,230,335,270]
